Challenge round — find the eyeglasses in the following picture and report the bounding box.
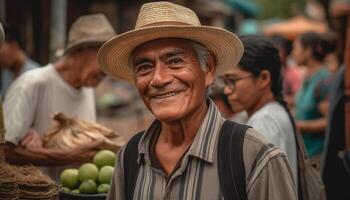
[216,75,254,91]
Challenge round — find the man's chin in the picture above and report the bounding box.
[152,111,182,122]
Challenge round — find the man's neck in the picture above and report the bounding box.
[53,59,81,89]
[159,101,209,148]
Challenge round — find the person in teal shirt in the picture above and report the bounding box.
[292,31,332,158]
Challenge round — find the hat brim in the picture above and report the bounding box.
[98,25,244,83]
[64,36,116,55]
[64,41,104,55]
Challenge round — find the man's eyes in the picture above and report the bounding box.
[167,57,184,65]
[133,56,184,74]
[134,64,153,75]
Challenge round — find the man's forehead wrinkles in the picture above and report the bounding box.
[160,48,185,58]
[133,47,187,63]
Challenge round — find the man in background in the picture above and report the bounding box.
[3,13,116,180]
[0,25,39,97]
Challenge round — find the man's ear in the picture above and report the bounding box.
[257,70,271,89]
[66,52,81,71]
[205,53,217,87]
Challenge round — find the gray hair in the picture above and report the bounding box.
[190,41,213,98]
[190,41,211,71]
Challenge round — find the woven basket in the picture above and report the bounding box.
[0,100,5,162]
[0,100,58,199]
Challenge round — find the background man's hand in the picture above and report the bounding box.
[11,130,105,165]
[20,129,43,149]
[65,139,105,162]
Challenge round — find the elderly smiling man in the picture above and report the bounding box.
[98,2,297,200]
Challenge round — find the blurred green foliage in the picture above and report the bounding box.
[254,0,306,19]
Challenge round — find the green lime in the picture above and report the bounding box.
[60,186,71,193]
[60,168,79,189]
[97,183,110,194]
[93,150,116,168]
[78,163,99,182]
[98,166,114,184]
[72,189,80,194]
[79,179,97,194]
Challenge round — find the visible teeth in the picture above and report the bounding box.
[155,92,179,99]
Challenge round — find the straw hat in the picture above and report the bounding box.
[98,1,244,83]
[0,22,4,49]
[64,13,116,54]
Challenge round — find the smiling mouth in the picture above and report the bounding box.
[154,92,180,99]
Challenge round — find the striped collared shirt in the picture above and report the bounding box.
[108,100,297,200]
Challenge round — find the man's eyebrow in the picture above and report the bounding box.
[162,48,185,58]
[133,58,152,67]
[132,48,185,66]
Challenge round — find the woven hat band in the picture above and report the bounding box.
[135,1,201,29]
[140,21,195,29]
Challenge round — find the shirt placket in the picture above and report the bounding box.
[162,171,180,200]
[166,155,192,199]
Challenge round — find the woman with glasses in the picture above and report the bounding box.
[221,35,298,186]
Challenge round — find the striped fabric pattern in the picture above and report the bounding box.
[134,100,223,200]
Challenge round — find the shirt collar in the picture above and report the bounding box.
[137,99,223,165]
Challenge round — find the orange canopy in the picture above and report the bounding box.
[263,16,329,40]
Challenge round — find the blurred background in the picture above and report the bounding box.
[1,0,350,198]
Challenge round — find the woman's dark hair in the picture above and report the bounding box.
[321,32,338,54]
[238,35,297,133]
[270,34,292,56]
[239,35,283,101]
[298,31,334,62]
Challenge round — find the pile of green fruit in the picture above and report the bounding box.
[59,150,116,194]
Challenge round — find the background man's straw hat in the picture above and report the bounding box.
[98,1,244,83]
[0,22,4,49]
[65,13,116,55]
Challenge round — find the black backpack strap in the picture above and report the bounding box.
[218,120,251,200]
[123,131,144,200]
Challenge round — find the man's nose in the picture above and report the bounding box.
[150,62,172,87]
